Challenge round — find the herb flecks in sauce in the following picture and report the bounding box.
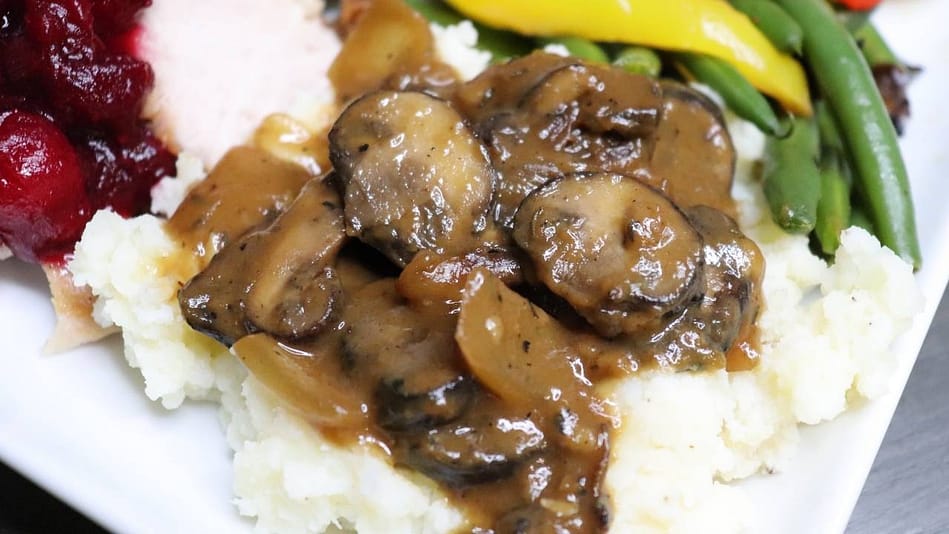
[172,0,764,531]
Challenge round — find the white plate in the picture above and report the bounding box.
[1,2,948,532]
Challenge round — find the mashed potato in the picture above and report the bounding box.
[69,18,922,534]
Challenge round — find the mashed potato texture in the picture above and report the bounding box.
[69,19,922,534]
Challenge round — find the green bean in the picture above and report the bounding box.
[837,9,872,33]
[612,46,662,77]
[815,100,844,153]
[537,36,609,63]
[674,53,785,137]
[815,100,852,186]
[404,0,462,26]
[814,100,854,256]
[850,204,876,234]
[478,27,534,62]
[852,23,901,68]
[762,116,822,234]
[728,0,803,55]
[775,0,921,268]
[404,0,532,61]
[815,149,852,255]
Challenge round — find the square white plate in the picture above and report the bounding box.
[1,1,947,532]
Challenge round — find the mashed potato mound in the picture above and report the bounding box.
[69,20,922,534]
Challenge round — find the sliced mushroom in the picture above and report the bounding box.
[645,82,737,217]
[341,279,471,431]
[494,495,608,534]
[494,505,554,534]
[376,375,474,433]
[472,62,662,228]
[177,235,256,346]
[452,51,577,125]
[329,91,496,266]
[523,63,662,138]
[513,173,705,338]
[622,206,764,371]
[399,399,547,487]
[242,179,346,340]
[335,240,400,295]
[178,177,346,346]
[685,205,764,370]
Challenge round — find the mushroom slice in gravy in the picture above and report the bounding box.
[241,178,346,341]
[513,173,705,338]
[472,61,663,228]
[523,63,662,138]
[619,206,764,371]
[399,397,547,487]
[341,279,472,431]
[452,51,576,124]
[686,205,764,370]
[376,374,475,433]
[329,90,496,267]
[178,177,346,346]
[646,82,738,217]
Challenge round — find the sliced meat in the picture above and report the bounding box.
[42,263,116,353]
[139,0,339,166]
[513,173,705,338]
[645,82,737,217]
[329,91,496,267]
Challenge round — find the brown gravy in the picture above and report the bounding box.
[170,1,765,531]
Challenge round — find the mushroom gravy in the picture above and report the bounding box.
[172,1,764,531]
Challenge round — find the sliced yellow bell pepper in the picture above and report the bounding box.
[444,0,812,115]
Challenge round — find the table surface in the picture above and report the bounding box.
[2,291,948,534]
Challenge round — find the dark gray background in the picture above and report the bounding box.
[2,291,947,533]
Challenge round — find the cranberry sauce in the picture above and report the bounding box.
[0,0,175,263]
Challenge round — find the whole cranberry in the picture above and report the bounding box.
[0,109,92,262]
[90,0,149,37]
[43,50,154,128]
[77,122,175,216]
[23,0,94,45]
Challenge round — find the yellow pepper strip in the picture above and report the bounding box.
[444,0,812,115]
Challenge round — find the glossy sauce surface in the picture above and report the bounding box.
[172,2,764,531]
